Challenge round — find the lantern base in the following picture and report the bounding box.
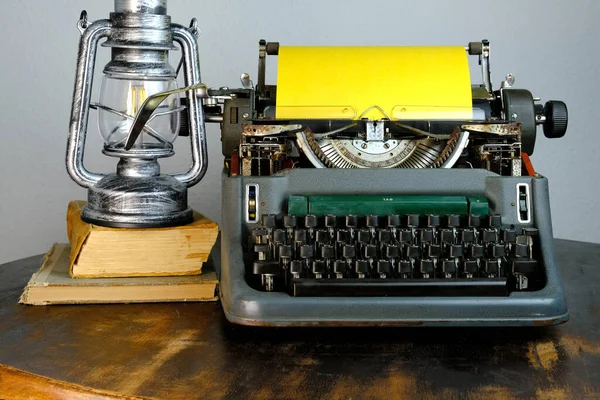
[81,173,193,228]
[81,207,193,229]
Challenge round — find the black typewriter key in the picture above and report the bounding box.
[364,244,377,259]
[387,214,401,228]
[405,245,420,258]
[427,215,441,228]
[300,244,314,259]
[482,229,497,243]
[502,228,517,243]
[252,261,280,291]
[273,229,286,244]
[366,214,379,228]
[441,229,455,244]
[406,214,420,228]
[251,229,269,247]
[304,214,318,229]
[522,227,539,236]
[315,229,329,244]
[376,260,392,277]
[419,259,435,278]
[312,260,327,278]
[336,229,350,244]
[325,214,337,228]
[342,244,356,259]
[261,214,277,228]
[459,229,475,243]
[294,229,307,244]
[513,243,529,258]
[378,229,392,244]
[254,244,269,252]
[321,244,335,260]
[483,259,500,276]
[345,214,358,228]
[279,244,292,260]
[449,244,463,258]
[441,259,457,277]
[251,227,268,238]
[299,245,314,274]
[357,229,371,244]
[468,214,481,228]
[254,244,269,260]
[289,260,303,278]
[488,213,502,228]
[426,244,441,258]
[490,244,506,258]
[385,244,400,258]
[420,228,434,243]
[462,259,478,277]
[513,257,535,289]
[398,260,412,278]
[333,260,347,278]
[279,245,293,266]
[513,259,538,274]
[283,215,297,229]
[354,260,370,278]
[252,260,280,275]
[398,229,412,244]
[471,244,485,258]
[447,214,461,228]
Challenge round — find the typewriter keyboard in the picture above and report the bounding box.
[247,213,543,296]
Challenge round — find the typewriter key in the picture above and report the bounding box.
[419,259,435,278]
[377,260,392,278]
[283,215,297,229]
[354,260,370,278]
[304,214,318,229]
[427,214,441,228]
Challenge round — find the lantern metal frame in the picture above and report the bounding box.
[66,0,208,228]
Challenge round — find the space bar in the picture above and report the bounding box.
[290,278,508,297]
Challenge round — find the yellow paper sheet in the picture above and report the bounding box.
[276,46,472,120]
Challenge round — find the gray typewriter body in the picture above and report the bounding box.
[220,169,567,326]
[210,40,569,326]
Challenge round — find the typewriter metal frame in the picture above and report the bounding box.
[209,40,569,327]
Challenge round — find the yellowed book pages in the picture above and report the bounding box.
[67,201,219,278]
[20,243,218,305]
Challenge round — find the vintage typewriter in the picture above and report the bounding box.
[209,40,569,326]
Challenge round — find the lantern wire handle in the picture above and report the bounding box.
[175,19,200,77]
[77,10,89,35]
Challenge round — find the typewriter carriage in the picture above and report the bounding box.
[207,40,567,179]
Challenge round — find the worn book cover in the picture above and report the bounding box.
[67,200,219,278]
[20,243,219,305]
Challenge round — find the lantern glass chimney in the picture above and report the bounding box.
[97,74,180,148]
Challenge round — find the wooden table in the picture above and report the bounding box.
[0,239,599,399]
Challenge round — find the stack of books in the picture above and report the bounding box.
[20,201,219,305]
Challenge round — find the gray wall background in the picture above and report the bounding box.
[0,0,598,264]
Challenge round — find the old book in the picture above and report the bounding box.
[67,200,218,278]
[20,243,218,305]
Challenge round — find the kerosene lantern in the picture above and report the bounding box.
[66,0,208,227]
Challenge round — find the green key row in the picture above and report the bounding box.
[288,195,489,217]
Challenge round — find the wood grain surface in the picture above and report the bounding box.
[0,239,598,400]
[0,363,141,400]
